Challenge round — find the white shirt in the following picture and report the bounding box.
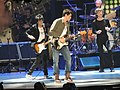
[60,26,67,37]
[37,27,45,42]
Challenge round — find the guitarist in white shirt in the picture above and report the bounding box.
[25,14,52,79]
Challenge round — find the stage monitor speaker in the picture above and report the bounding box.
[18,42,36,59]
[0,43,19,60]
[79,56,100,70]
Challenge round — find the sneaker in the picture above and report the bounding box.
[110,68,115,72]
[26,74,33,79]
[99,69,104,72]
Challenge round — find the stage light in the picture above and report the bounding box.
[105,0,120,14]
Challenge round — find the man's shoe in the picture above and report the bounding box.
[64,77,73,83]
[99,69,104,72]
[55,79,61,83]
[110,68,115,72]
[26,74,33,79]
[44,75,52,79]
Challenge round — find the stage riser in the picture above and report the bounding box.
[0,42,36,61]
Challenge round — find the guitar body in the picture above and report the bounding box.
[34,43,45,54]
[53,34,79,50]
[34,40,51,54]
[53,40,68,50]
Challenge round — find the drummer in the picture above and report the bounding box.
[90,0,104,19]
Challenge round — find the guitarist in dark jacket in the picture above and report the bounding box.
[49,9,73,83]
[25,14,51,79]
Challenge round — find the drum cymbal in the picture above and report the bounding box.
[112,6,120,10]
[79,15,94,20]
[84,2,95,5]
[71,7,82,11]
[70,20,81,24]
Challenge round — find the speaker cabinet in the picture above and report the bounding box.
[0,43,19,60]
[18,42,36,59]
[79,56,100,70]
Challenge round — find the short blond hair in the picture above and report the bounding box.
[95,8,103,14]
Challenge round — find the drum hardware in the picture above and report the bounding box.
[66,0,82,34]
[79,15,94,20]
[69,38,81,71]
[66,1,82,70]
[111,6,120,11]
[78,28,97,53]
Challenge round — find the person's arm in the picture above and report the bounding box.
[26,27,35,40]
[48,19,60,38]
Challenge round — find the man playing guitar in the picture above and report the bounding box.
[25,14,51,79]
[49,9,74,83]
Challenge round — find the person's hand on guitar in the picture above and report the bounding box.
[69,34,76,40]
[59,37,66,43]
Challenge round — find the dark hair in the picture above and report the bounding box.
[62,9,73,16]
[35,14,44,20]
[63,82,77,90]
[34,82,47,90]
[0,82,3,90]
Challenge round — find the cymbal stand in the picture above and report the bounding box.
[70,40,79,71]
[66,0,78,34]
[83,3,91,52]
[66,0,79,70]
[114,27,120,49]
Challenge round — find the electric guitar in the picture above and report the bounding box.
[34,40,51,54]
[103,31,114,51]
[53,34,80,50]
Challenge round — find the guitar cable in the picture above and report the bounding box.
[33,69,42,80]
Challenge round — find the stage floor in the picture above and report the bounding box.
[1,67,120,90]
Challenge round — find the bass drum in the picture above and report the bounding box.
[103,32,114,51]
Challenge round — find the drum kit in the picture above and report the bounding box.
[69,4,120,54]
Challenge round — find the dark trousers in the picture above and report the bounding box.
[97,38,114,69]
[28,50,48,75]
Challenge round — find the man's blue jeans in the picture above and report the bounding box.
[52,46,71,75]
